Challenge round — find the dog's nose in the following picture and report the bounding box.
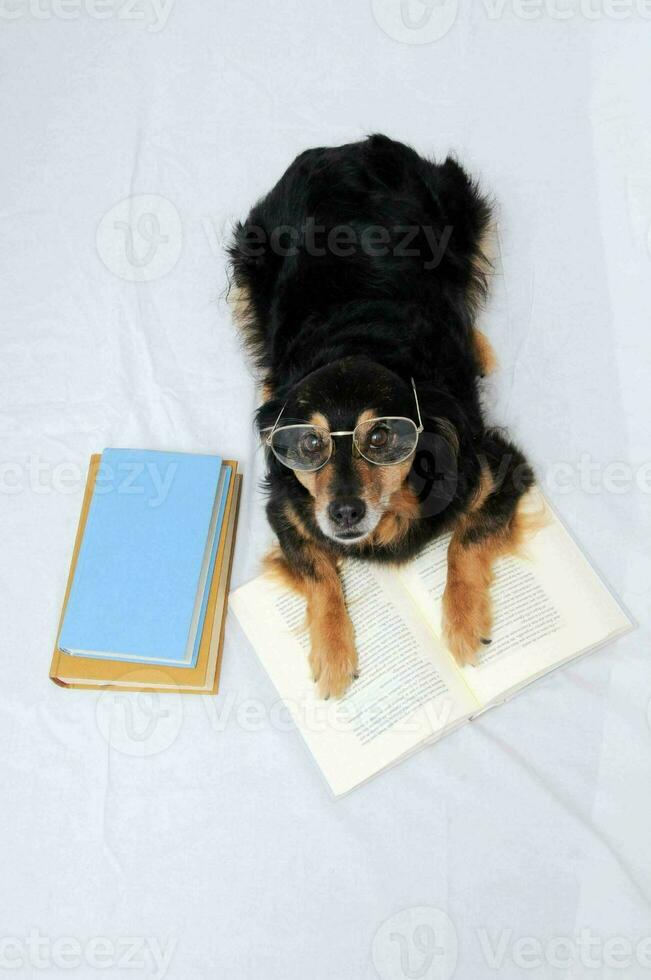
[328,497,366,529]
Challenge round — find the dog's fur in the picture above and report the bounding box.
[229,134,534,698]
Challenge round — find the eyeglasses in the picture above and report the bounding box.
[262,378,424,473]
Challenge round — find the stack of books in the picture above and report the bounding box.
[50,449,241,694]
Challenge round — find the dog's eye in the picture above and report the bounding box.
[369,425,389,448]
[300,431,323,455]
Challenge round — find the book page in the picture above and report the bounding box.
[230,560,477,796]
[398,490,632,707]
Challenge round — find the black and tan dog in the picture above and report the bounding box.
[229,134,534,699]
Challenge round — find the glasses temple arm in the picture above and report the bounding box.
[411,378,424,432]
[259,402,287,444]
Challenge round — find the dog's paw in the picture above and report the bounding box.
[442,579,492,667]
[309,619,358,700]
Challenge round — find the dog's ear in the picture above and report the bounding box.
[420,156,493,323]
[418,382,480,444]
[227,217,280,376]
[412,383,483,510]
[254,396,285,439]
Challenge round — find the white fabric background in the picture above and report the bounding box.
[1,2,650,978]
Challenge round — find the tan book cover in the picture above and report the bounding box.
[50,455,241,695]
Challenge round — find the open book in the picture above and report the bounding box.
[230,490,632,796]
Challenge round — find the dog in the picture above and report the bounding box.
[228,134,534,699]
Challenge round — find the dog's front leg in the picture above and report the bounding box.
[305,560,358,700]
[441,525,495,665]
[264,543,358,700]
[442,446,535,665]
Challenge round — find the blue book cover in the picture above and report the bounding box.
[59,449,231,668]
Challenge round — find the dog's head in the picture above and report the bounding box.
[258,356,461,546]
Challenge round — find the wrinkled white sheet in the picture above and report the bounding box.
[1,3,650,978]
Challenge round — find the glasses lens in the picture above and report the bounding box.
[354,418,419,465]
[270,425,331,471]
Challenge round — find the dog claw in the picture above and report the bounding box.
[480,637,492,645]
